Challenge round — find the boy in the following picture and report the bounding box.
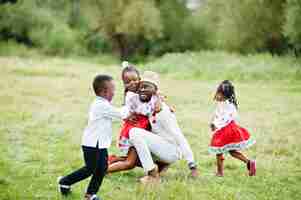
[58,74,126,200]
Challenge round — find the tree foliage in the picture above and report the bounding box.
[284,0,301,53]
[94,0,162,59]
[206,0,286,53]
[0,0,300,58]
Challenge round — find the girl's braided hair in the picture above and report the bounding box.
[217,80,238,108]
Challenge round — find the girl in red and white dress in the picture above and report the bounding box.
[209,80,256,177]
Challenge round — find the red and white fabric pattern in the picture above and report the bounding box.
[118,92,157,154]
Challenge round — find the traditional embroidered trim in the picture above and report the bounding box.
[208,139,256,154]
[118,137,130,146]
[118,138,131,154]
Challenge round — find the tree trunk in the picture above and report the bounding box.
[112,33,130,60]
[69,0,80,28]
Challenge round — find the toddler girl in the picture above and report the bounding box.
[209,80,256,177]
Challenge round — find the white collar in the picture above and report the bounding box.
[96,96,108,102]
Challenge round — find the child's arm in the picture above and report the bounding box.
[101,103,128,121]
[154,94,162,113]
[210,104,220,131]
[107,148,138,174]
[157,91,175,113]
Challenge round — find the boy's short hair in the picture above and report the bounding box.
[93,74,113,95]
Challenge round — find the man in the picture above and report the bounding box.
[129,71,198,183]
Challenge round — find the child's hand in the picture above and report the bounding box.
[169,106,175,113]
[210,123,216,131]
[126,113,138,124]
[156,90,167,101]
[156,91,175,113]
[154,98,162,113]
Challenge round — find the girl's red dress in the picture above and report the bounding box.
[209,120,254,154]
[118,114,149,153]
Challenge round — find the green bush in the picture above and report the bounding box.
[143,51,301,81]
[94,0,162,59]
[0,40,38,57]
[86,34,112,54]
[0,0,94,57]
[41,25,83,56]
[0,1,38,44]
[181,12,211,50]
[192,1,226,49]
[149,0,209,55]
[193,0,287,54]
[2,0,301,59]
[218,0,285,53]
[284,0,301,51]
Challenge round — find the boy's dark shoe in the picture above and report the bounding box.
[57,176,71,196]
[85,194,102,200]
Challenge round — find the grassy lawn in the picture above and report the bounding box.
[0,53,301,200]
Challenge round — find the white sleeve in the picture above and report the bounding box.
[212,104,223,128]
[159,105,195,164]
[212,102,237,128]
[223,103,238,123]
[229,104,239,122]
[103,104,129,120]
[125,91,137,106]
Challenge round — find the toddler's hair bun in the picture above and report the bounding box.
[122,61,129,69]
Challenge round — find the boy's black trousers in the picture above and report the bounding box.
[59,145,108,195]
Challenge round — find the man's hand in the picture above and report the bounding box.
[154,100,162,113]
[169,106,175,113]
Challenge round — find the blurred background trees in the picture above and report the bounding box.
[0,0,300,60]
[284,0,301,56]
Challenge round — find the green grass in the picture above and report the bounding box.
[0,52,301,200]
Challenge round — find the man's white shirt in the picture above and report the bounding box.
[81,96,128,149]
[150,103,195,164]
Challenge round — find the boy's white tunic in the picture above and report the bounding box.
[129,102,195,172]
[81,96,127,149]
